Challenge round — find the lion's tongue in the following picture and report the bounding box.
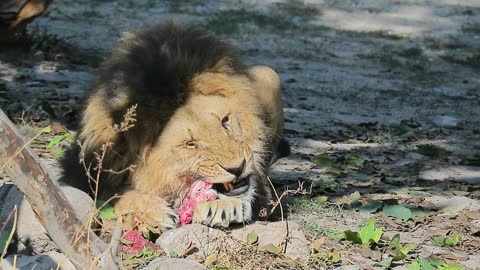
[177,180,218,225]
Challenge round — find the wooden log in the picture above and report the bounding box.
[0,109,119,269]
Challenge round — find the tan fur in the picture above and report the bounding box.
[78,93,116,152]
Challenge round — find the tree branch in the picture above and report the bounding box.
[0,109,118,269]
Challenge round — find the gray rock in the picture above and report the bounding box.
[230,221,311,260]
[0,183,13,205]
[419,165,480,184]
[0,185,94,254]
[155,224,228,259]
[0,251,76,270]
[142,258,206,270]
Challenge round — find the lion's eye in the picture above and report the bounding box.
[186,140,197,149]
[222,114,230,130]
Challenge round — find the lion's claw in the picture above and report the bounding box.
[193,198,243,227]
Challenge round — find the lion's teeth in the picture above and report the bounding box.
[223,182,235,191]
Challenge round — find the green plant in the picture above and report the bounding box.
[344,220,382,245]
[408,258,464,270]
[431,234,461,247]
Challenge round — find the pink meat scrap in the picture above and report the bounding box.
[121,229,160,254]
[177,180,218,225]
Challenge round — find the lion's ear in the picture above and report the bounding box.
[211,58,235,74]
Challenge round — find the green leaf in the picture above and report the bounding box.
[47,133,71,148]
[359,220,382,244]
[311,252,341,265]
[415,145,451,159]
[311,154,335,167]
[120,238,133,245]
[359,200,383,213]
[389,234,401,249]
[313,178,325,189]
[324,229,345,239]
[383,205,413,221]
[384,177,405,185]
[96,201,117,221]
[411,209,425,218]
[451,190,470,196]
[346,154,365,167]
[438,265,464,270]
[392,242,416,261]
[429,259,445,267]
[432,234,461,247]
[260,243,281,254]
[407,261,421,270]
[204,253,217,266]
[246,232,258,245]
[374,257,393,268]
[431,236,444,246]
[168,250,179,258]
[40,125,52,134]
[349,191,361,205]
[418,259,435,270]
[315,195,328,202]
[51,147,65,160]
[460,158,480,166]
[344,230,363,244]
[348,172,370,181]
[325,166,345,175]
[399,243,416,255]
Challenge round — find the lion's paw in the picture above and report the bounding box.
[193,198,243,227]
[115,191,178,232]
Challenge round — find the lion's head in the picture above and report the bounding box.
[131,70,271,201]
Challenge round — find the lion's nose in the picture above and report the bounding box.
[224,159,246,177]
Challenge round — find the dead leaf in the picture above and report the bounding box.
[204,253,217,266]
[442,254,468,262]
[466,211,480,220]
[360,245,382,261]
[260,243,282,254]
[312,237,326,252]
[351,178,377,187]
[51,121,68,133]
[181,242,198,257]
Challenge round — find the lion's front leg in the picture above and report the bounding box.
[114,190,179,231]
[193,198,244,227]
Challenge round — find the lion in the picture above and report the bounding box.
[61,21,290,229]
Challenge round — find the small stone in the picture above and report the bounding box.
[433,116,460,129]
[337,265,363,270]
[142,258,206,270]
[230,221,310,260]
[155,224,228,259]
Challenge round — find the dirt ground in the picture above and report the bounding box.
[1,0,480,269]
